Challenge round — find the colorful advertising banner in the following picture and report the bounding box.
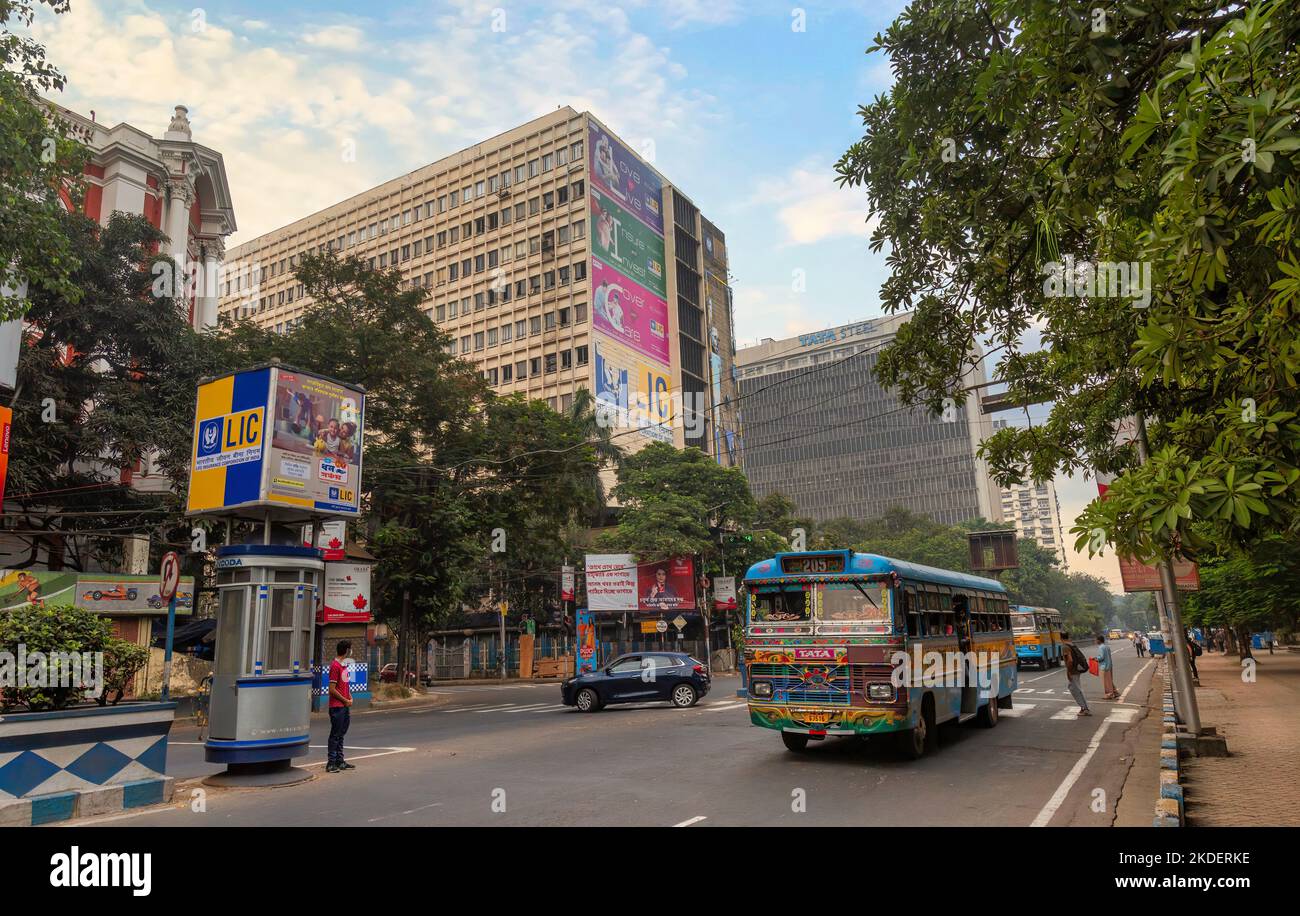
[302,520,347,561]
[0,404,10,509]
[0,571,195,615]
[638,556,696,612]
[594,337,672,443]
[561,565,575,602]
[188,365,364,517]
[713,576,737,612]
[589,121,664,235]
[576,608,598,674]
[591,187,666,299]
[585,553,638,611]
[592,258,670,366]
[320,562,372,623]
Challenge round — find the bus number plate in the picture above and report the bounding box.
[793,709,831,724]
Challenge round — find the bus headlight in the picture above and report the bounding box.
[867,683,893,701]
[751,681,773,698]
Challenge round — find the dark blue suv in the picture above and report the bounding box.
[562,652,710,712]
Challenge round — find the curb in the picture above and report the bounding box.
[1154,660,1186,827]
[0,777,175,827]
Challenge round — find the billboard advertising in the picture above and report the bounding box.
[0,571,194,615]
[584,554,697,613]
[320,562,372,623]
[576,608,598,674]
[1096,475,1199,592]
[589,121,664,235]
[591,187,666,298]
[187,365,364,517]
[594,337,672,444]
[592,258,670,366]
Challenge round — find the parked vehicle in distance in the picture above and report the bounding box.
[562,652,710,712]
[377,663,429,685]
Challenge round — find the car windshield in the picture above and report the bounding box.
[750,588,812,622]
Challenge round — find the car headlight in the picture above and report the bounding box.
[867,683,893,701]
[751,681,772,698]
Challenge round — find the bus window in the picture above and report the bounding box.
[751,589,811,622]
[819,581,889,622]
[905,589,922,636]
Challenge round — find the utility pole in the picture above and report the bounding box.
[1134,412,1202,736]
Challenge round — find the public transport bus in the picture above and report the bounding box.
[743,550,1018,760]
[1011,606,1063,669]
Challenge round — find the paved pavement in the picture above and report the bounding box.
[1183,649,1300,826]
[76,643,1156,827]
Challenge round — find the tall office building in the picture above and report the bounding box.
[992,421,1069,567]
[735,316,1001,526]
[217,108,740,467]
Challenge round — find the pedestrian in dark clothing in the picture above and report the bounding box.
[1060,632,1091,717]
[1184,628,1201,680]
[328,640,355,772]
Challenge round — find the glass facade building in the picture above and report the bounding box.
[736,315,1002,526]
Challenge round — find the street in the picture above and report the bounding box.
[87,644,1156,827]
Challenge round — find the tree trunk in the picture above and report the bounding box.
[400,588,413,684]
[1236,626,1254,661]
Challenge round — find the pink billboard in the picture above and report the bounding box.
[591,256,670,365]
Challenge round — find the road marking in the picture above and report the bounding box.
[1105,707,1140,723]
[703,702,747,712]
[1050,708,1080,720]
[673,816,707,827]
[1030,716,1116,827]
[486,703,553,712]
[303,747,415,767]
[999,704,1036,717]
[445,704,517,713]
[367,801,443,823]
[1118,660,1154,702]
[1023,671,1059,682]
[527,704,567,713]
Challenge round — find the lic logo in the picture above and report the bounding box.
[198,418,223,457]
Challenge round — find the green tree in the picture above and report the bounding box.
[1183,535,1300,655]
[836,0,1300,567]
[0,603,110,711]
[1,0,90,315]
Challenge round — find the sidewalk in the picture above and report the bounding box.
[1181,649,1300,826]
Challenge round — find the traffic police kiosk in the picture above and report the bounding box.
[185,362,365,781]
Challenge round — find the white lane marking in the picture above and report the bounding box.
[673,816,707,827]
[484,703,553,712]
[445,704,517,713]
[703,702,747,712]
[1015,687,1035,694]
[1050,708,1080,720]
[1030,716,1116,827]
[367,801,443,823]
[1119,660,1154,703]
[1106,707,1140,723]
[527,704,568,713]
[1023,671,1059,682]
[999,704,1037,717]
[1038,688,1056,695]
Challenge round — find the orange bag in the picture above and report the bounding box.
[1088,657,1100,677]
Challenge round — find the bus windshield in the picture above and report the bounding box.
[819,581,889,622]
[751,589,812,622]
[1011,612,1036,632]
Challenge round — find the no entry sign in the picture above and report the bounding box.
[159,551,181,601]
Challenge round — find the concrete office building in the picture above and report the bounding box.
[992,420,1069,567]
[735,315,1002,526]
[218,107,740,467]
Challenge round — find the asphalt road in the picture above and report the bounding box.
[80,642,1157,827]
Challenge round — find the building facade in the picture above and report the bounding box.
[218,108,740,468]
[735,315,1002,526]
[992,421,1068,567]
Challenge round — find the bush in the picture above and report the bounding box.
[0,604,113,712]
[100,638,150,707]
[375,683,412,701]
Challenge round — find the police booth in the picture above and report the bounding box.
[186,362,365,777]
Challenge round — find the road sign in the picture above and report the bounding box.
[159,551,181,601]
[656,619,668,633]
[672,615,687,632]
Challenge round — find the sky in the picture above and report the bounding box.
[28,0,1125,591]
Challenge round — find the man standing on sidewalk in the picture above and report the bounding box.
[1096,634,1119,700]
[1061,632,1091,717]
[328,640,355,773]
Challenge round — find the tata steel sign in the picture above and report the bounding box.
[186,365,365,518]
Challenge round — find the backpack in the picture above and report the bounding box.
[1068,645,1089,674]
[1190,640,1202,657]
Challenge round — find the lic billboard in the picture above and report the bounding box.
[187,365,365,518]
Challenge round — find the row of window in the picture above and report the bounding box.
[443,304,589,350]
[221,138,585,296]
[470,345,590,384]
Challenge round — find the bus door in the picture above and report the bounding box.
[953,593,977,714]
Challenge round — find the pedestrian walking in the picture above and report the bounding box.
[1060,632,1091,717]
[1184,628,1202,680]
[327,639,355,773]
[1095,634,1119,700]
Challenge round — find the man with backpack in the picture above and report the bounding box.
[1061,632,1091,717]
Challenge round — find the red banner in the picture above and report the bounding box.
[1097,476,1199,592]
[637,556,695,612]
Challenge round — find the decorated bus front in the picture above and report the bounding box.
[743,551,1018,757]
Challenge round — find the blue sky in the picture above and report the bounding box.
[30,0,1122,589]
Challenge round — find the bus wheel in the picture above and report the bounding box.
[781,732,809,753]
[977,694,999,728]
[898,698,935,760]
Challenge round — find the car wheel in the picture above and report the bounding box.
[92,591,103,600]
[781,731,809,753]
[127,589,138,601]
[671,684,697,708]
[575,688,600,712]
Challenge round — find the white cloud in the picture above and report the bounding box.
[753,160,876,246]
[301,24,366,52]
[32,0,715,245]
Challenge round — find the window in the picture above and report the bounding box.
[514,202,526,220]
[436,304,446,322]
[559,307,570,326]
[556,185,568,205]
[529,275,541,294]
[476,217,486,235]
[462,184,473,202]
[475,254,485,272]
[558,266,570,286]
[463,221,472,239]
[515,279,526,298]
[487,212,498,231]
[449,226,460,243]
[501,323,512,342]
[561,349,572,370]
[501,207,512,226]
[460,335,471,354]
[557,146,568,166]
[438,231,447,248]
[448,299,458,318]
[530,316,541,335]
[475,180,485,197]
[573,219,585,239]
[474,331,484,350]
[574,260,587,280]
[544,311,556,330]
[488,250,498,269]
[572,179,585,198]
[516,360,527,379]
[502,363,513,383]
[529,197,540,216]
[401,244,410,261]
[530,236,541,256]
[542,152,554,171]
[557,225,570,244]
[576,302,587,324]
[530,356,541,376]
[462,258,471,276]
[515,165,526,183]
[413,240,423,256]
[528,158,539,178]
[544,271,556,290]
[544,353,557,373]
[571,140,583,161]
[576,345,589,365]
[475,292,485,310]
[515,319,526,338]
[487,367,498,385]
[501,244,512,263]
[487,327,498,346]
[449,263,459,281]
